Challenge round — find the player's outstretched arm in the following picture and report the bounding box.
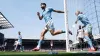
[37,12,43,20]
[53,10,64,13]
[82,25,86,28]
[75,18,78,24]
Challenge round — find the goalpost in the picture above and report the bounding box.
[63,0,70,52]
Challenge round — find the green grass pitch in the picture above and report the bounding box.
[0,51,99,56]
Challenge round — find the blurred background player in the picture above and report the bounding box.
[14,31,23,52]
[75,11,95,51]
[13,39,18,51]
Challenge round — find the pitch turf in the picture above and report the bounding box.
[0,51,100,56]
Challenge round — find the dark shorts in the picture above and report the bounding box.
[78,38,84,43]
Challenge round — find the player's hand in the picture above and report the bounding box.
[82,25,85,28]
[75,21,77,24]
[37,12,40,16]
[69,30,72,35]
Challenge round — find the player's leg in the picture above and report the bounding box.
[88,28,98,50]
[81,38,84,51]
[20,45,23,52]
[80,38,84,51]
[50,30,65,36]
[48,22,65,36]
[78,38,81,50]
[84,33,95,51]
[33,29,48,51]
[50,29,72,36]
[14,44,18,51]
[84,24,95,51]
[88,26,95,47]
[19,42,23,52]
[88,24,94,41]
[88,24,96,51]
[37,29,48,48]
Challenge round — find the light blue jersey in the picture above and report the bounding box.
[18,35,22,44]
[78,14,90,26]
[78,14,92,33]
[42,7,54,23]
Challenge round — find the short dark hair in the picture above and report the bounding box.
[41,3,46,6]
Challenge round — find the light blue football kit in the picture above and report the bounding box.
[77,14,92,33]
[42,7,55,31]
[77,14,93,48]
[18,35,22,45]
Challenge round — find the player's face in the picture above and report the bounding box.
[75,12,78,16]
[41,4,46,10]
[75,11,80,16]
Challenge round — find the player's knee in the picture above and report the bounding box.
[50,30,54,36]
[51,32,55,36]
[84,32,89,36]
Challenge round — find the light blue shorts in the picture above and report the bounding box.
[18,40,22,45]
[45,20,55,31]
[84,24,92,34]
